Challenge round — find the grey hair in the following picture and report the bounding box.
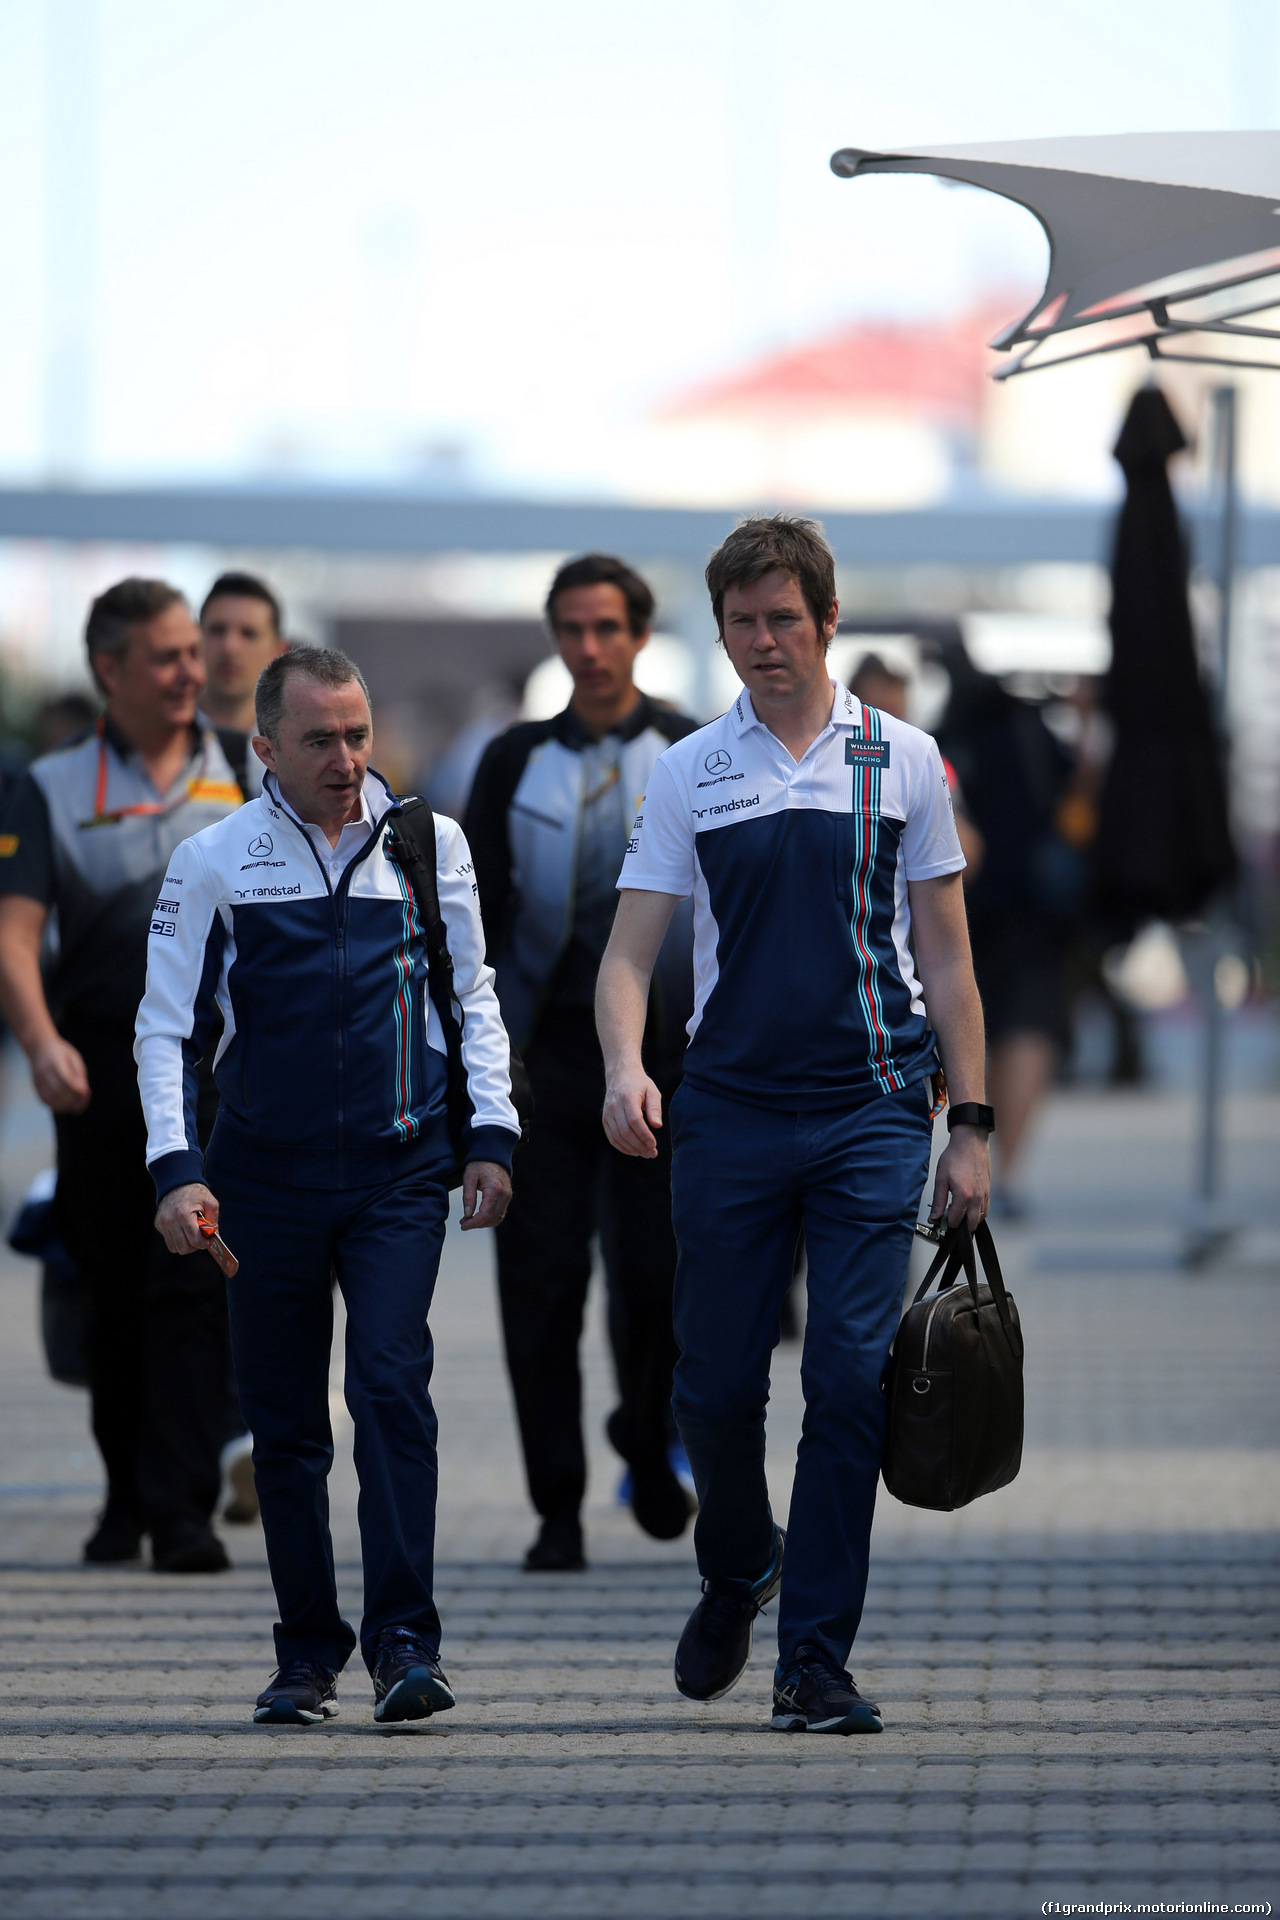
[254,645,371,742]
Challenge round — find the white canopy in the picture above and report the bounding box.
[830,133,1280,375]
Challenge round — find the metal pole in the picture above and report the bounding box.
[1187,385,1237,1264]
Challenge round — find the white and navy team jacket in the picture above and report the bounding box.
[619,682,966,1110]
[135,768,520,1199]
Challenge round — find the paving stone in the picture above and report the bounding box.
[0,1072,1277,1916]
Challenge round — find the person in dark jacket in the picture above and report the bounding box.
[139,646,519,1725]
[0,579,245,1571]
[464,554,697,1570]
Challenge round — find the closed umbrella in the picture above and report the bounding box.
[1094,386,1236,934]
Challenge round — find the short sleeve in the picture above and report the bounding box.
[618,753,696,898]
[0,774,56,904]
[901,737,966,881]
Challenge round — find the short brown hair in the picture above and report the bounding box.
[85,577,186,675]
[704,514,837,648]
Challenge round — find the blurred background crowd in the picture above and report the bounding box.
[0,0,1277,1216]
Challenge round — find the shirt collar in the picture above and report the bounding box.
[263,767,395,836]
[101,711,204,769]
[727,680,865,738]
[553,692,659,751]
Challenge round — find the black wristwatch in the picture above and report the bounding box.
[947,1102,995,1134]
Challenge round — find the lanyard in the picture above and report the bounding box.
[77,720,241,829]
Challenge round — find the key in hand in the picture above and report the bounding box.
[196,1211,239,1278]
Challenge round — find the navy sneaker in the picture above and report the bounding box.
[771,1647,883,1734]
[674,1525,785,1702]
[371,1627,455,1724]
[254,1660,339,1725]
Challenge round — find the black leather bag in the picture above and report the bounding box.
[881,1220,1024,1511]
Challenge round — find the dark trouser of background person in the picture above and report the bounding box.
[53,1027,231,1571]
[968,907,1068,1218]
[495,1005,688,1569]
[210,1143,453,1676]
[668,1080,933,1672]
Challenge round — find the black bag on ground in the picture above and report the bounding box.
[881,1219,1023,1511]
[384,796,532,1188]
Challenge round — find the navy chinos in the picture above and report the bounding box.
[211,1133,453,1675]
[669,1079,933,1673]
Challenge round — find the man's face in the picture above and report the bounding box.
[552,583,647,705]
[254,677,373,823]
[201,594,285,702]
[93,603,206,732]
[721,568,837,706]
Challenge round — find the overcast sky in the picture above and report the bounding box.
[0,0,1274,493]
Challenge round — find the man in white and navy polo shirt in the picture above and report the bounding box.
[597,515,991,1735]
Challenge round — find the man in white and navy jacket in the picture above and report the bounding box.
[135,646,519,1728]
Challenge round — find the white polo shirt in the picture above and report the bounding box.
[618,680,964,1108]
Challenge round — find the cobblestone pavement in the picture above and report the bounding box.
[0,1066,1277,1918]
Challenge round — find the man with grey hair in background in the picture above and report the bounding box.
[135,646,520,1726]
[0,578,247,1572]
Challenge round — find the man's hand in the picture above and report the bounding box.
[929,1127,991,1233]
[156,1182,219,1255]
[602,1066,663,1158]
[461,1160,511,1231]
[31,1036,91,1114]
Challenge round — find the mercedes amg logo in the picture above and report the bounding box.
[704,749,732,775]
[248,832,274,858]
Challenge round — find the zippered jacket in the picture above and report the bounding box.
[463,697,697,1059]
[135,769,519,1200]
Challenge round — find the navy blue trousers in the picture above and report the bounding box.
[210,1144,452,1674]
[669,1080,933,1672]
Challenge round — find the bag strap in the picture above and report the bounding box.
[910,1222,979,1310]
[383,797,471,1160]
[384,797,450,987]
[974,1218,1022,1355]
[910,1218,1022,1359]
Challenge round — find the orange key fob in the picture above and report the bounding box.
[196,1211,239,1279]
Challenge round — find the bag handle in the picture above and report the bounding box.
[974,1218,1022,1358]
[910,1222,977,1309]
[909,1218,1023,1359]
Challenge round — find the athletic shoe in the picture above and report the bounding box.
[152,1522,231,1574]
[220,1434,259,1524]
[254,1660,339,1725]
[771,1647,883,1734]
[523,1514,586,1572]
[83,1506,143,1564]
[370,1627,455,1724]
[616,1445,698,1511]
[674,1524,785,1702]
[606,1411,689,1541]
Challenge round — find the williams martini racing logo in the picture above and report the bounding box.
[845,738,891,770]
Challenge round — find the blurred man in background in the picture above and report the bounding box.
[199,572,288,796]
[464,554,697,1571]
[0,579,245,1570]
[937,668,1078,1214]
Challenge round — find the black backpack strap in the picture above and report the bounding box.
[383,797,472,1168]
[213,726,252,802]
